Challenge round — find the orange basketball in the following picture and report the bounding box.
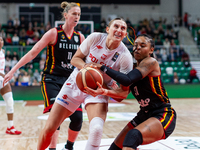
[76,67,103,92]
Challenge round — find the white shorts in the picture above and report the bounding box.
[55,76,109,113]
[0,76,8,89]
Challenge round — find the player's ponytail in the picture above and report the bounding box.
[61,1,68,9]
[61,1,80,20]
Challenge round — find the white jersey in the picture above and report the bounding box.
[55,32,133,112]
[0,49,5,75]
[70,32,133,84]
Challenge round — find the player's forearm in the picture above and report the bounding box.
[71,57,86,69]
[102,87,129,101]
[10,51,38,74]
[100,65,142,87]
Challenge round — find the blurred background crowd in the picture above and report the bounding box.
[0,1,200,86]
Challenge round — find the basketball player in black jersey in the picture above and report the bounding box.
[3,2,85,150]
[85,34,176,150]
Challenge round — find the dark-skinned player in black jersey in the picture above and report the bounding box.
[84,34,176,150]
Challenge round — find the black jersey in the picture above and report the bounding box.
[130,75,170,111]
[43,25,81,77]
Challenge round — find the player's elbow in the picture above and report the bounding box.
[116,76,132,87]
[112,94,127,102]
[70,58,75,66]
[120,89,129,99]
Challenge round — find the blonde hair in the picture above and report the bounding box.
[61,1,80,20]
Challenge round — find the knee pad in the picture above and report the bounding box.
[123,129,143,149]
[3,92,14,114]
[69,110,83,131]
[88,117,104,147]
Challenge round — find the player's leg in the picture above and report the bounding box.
[122,117,164,150]
[63,105,83,150]
[49,129,60,150]
[37,102,74,150]
[38,76,84,150]
[84,103,108,150]
[122,106,176,150]
[0,82,21,135]
[41,75,61,150]
[109,122,134,150]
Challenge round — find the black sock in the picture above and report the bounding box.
[49,148,56,150]
[65,140,74,149]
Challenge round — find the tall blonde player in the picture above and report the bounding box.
[0,36,21,135]
[3,2,85,150]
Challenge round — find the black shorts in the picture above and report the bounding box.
[129,104,176,139]
[41,74,69,113]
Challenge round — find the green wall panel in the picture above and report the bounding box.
[0,84,199,101]
[127,84,200,99]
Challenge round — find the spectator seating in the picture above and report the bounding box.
[160,61,192,83]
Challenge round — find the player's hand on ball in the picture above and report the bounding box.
[83,63,102,69]
[84,82,105,97]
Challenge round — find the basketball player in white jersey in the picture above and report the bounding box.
[0,37,21,135]
[4,18,133,150]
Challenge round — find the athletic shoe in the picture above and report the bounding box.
[6,126,22,135]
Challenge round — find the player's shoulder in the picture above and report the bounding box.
[146,56,157,62]
[119,43,132,56]
[89,32,105,39]
[86,32,105,43]
[50,27,57,34]
[142,56,159,66]
[41,28,57,43]
[119,41,130,51]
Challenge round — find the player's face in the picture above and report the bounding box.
[0,37,4,48]
[107,20,127,42]
[133,36,153,61]
[65,6,81,26]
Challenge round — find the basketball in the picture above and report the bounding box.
[76,67,103,92]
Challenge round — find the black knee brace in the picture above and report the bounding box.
[69,109,83,131]
[123,129,143,149]
[109,142,122,150]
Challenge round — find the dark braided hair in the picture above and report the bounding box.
[137,34,155,48]
[132,34,155,58]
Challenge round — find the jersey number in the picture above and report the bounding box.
[134,86,139,96]
[68,52,72,60]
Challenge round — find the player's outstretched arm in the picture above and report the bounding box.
[84,82,129,102]
[3,28,57,86]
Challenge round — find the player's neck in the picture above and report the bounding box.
[62,24,74,37]
[106,39,120,50]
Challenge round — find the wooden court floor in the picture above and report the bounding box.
[0,98,200,150]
